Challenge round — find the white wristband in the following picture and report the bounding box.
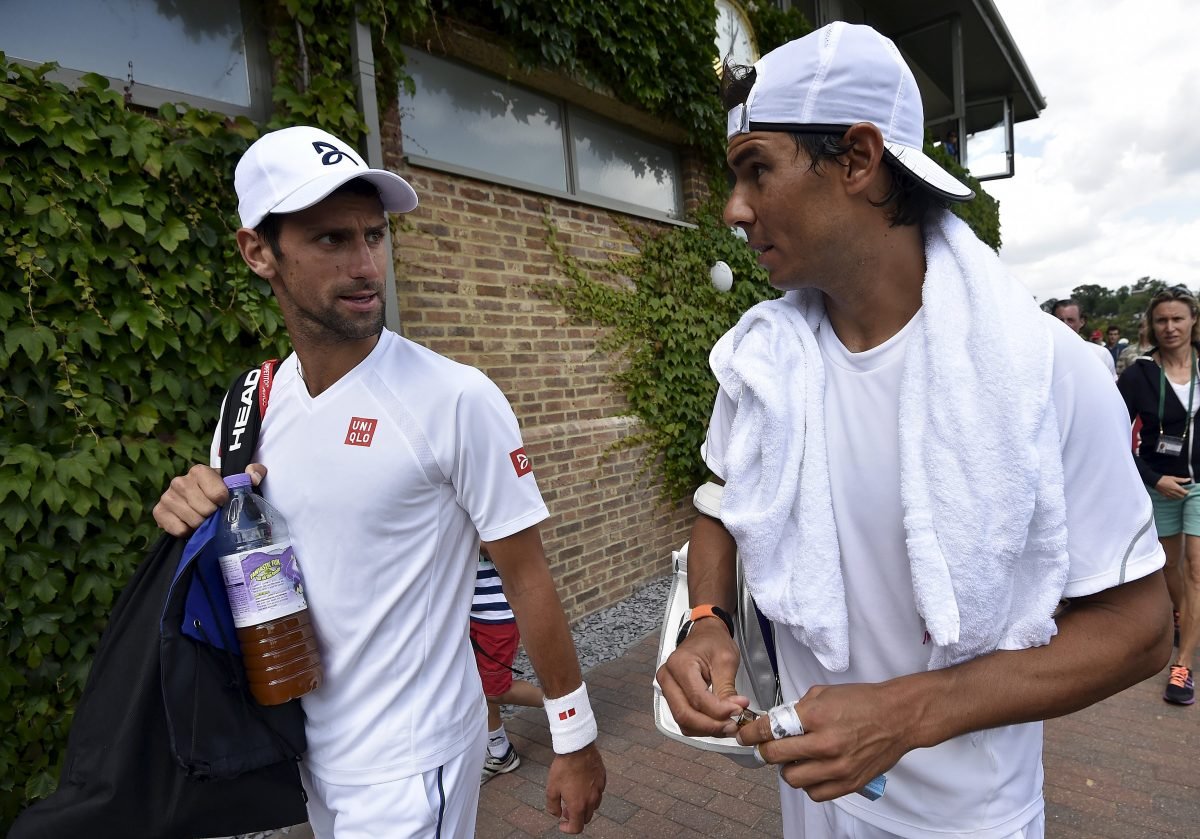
[543,682,597,755]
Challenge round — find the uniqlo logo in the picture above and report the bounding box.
[557,708,576,721]
[509,447,532,477]
[345,417,378,447]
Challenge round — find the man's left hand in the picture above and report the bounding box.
[545,743,606,833]
[736,683,907,802]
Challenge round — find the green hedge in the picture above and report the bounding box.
[0,60,292,825]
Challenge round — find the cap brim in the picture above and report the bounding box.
[884,143,974,202]
[270,169,418,220]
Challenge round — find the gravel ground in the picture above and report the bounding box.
[513,573,671,680]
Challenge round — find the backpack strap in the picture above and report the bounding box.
[217,360,280,477]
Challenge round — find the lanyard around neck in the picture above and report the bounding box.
[1158,347,1197,439]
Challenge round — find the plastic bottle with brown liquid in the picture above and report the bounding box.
[216,473,323,705]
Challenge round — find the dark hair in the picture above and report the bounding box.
[254,178,381,260]
[720,62,949,228]
[1051,298,1084,319]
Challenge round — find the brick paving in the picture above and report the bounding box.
[478,633,1199,838]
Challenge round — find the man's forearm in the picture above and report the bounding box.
[687,513,739,613]
[894,571,1172,751]
[484,527,584,698]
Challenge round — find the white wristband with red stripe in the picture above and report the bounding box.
[543,681,597,754]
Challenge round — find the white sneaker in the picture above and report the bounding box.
[480,745,521,784]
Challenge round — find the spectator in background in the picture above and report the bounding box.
[1106,325,1123,365]
[1117,286,1200,706]
[942,128,959,162]
[1051,299,1117,380]
[1118,315,1154,376]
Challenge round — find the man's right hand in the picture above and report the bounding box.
[152,463,266,536]
[655,618,748,738]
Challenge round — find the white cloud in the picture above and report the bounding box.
[986,0,1200,302]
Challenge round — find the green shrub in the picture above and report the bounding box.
[0,59,291,827]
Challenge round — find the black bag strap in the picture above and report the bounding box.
[217,360,280,477]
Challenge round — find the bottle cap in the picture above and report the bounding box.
[223,473,253,490]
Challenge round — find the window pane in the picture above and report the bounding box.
[571,110,681,218]
[3,0,252,107]
[965,99,1013,180]
[401,50,568,193]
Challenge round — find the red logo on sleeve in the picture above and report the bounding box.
[345,417,378,447]
[509,448,532,477]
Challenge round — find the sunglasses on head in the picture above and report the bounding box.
[1154,285,1195,301]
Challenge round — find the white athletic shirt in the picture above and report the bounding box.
[211,329,548,784]
[703,311,1163,838]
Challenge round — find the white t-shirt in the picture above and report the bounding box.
[702,311,1163,838]
[211,329,548,784]
[1168,378,1199,418]
[1087,340,1117,381]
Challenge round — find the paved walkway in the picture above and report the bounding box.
[478,633,1199,838]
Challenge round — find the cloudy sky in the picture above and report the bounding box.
[982,0,1200,303]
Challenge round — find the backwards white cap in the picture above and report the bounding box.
[727,22,973,202]
[235,126,418,229]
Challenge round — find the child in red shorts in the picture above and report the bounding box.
[471,549,544,783]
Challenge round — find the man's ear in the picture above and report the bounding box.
[236,228,278,280]
[839,122,888,198]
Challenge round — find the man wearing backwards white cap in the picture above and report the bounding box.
[153,126,605,837]
[657,23,1170,839]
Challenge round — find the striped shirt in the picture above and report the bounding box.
[470,556,514,623]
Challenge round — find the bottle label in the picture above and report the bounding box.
[219,541,310,628]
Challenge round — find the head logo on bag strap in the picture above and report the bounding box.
[219,360,280,474]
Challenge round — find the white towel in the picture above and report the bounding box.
[711,210,1069,672]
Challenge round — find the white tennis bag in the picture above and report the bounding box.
[651,481,781,767]
[651,486,886,799]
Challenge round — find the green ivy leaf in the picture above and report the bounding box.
[120,211,147,236]
[28,569,67,604]
[157,216,190,253]
[98,206,124,231]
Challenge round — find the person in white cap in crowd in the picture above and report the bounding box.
[657,23,1170,839]
[153,126,605,837]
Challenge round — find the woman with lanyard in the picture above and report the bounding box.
[1118,286,1200,706]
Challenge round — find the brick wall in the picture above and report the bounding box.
[381,109,695,621]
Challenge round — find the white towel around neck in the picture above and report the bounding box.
[711,210,1069,672]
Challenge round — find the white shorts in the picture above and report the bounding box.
[301,729,487,839]
[781,788,1046,839]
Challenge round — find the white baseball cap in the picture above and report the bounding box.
[726,22,973,202]
[235,126,418,229]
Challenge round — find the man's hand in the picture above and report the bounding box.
[545,743,605,834]
[152,463,266,536]
[656,619,748,738]
[736,684,906,802]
